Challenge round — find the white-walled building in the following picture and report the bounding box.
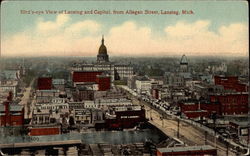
[32,102,69,125]
[0,81,18,98]
[52,79,66,91]
[84,100,98,109]
[135,77,152,94]
[36,90,60,104]
[95,98,132,108]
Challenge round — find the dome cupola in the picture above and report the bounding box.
[98,36,107,55]
[97,35,109,63]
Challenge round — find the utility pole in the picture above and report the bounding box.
[150,108,152,120]
[226,142,229,156]
[214,128,217,148]
[212,112,217,148]
[177,119,180,138]
[204,130,207,145]
[161,113,164,128]
[247,125,250,150]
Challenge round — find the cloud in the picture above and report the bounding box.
[37,14,70,33]
[107,20,248,57]
[1,15,248,57]
[65,20,100,34]
[107,21,156,56]
[1,15,101,57]
[163,21,248,56]
[164,20,212,39]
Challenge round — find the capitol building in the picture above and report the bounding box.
[71,36,134,81]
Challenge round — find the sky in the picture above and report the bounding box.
[1,1,249,57]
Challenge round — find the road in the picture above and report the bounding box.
[118,85,238,156]
[142,104,236,156]
[19,79,35,119]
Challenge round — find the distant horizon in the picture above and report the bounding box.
[0,51,249,58]
[1,1,248,57]
[0,54,248,59]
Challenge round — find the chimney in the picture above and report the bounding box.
[4,92,13,126]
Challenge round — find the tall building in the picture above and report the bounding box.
[71,36,134,81]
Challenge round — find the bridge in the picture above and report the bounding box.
[118,85,248,156]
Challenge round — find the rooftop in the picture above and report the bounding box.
[0,70,19,80]
[36,89,60,93]
[0,104,23,112]
[137,76,150,81]
[157,145,215,153]
[52,79,65,85]
[114,105,142,112]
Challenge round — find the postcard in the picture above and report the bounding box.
[0,1,249,156]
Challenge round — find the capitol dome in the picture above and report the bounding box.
[97,35,109,63]
[98,37,107,55]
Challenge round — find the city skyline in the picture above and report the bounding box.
[1,1,249,57]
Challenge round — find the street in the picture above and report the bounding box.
[119,85,238,156]
[143,104,236,156]
[19,79,35,119]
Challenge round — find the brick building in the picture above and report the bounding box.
[0,92,24,126]
[214,76,248,92]
[96,75,111,91]
[100,105,146,130]
[73,71,102,84]
[183,110,209,119]
[212,76,248,115]
[72,71,111,91]
[29,126,60,136]
[179,101,208,119]
[210,93,248,115]
[180,92,248,118]
[37,77,52,90]
[180,76,249,118]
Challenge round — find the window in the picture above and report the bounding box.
[39,117,43,123]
